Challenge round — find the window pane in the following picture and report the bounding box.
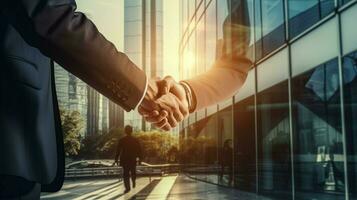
[343,51,357,200]
[255,0,263,60]
[189,0,196,22]
[182,114,219,185]
[292,58,345,199]
[341,4,357,55]
[217,0,230,40]
[339,0,353,6]
[261,0,285,56]
[288,0,334,39]
[291,18,339,77]
[234,96,256,192]
[218,107,234,187]
[188,33,196,78]
[204,114,220,184]
[257,81,292,199]
[206,0,217,70]
[197,17,206,74]
[183,0,188,32]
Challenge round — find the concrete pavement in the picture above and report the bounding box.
[41,175,271,200]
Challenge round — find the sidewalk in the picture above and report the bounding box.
[41,175,268,200]
[168,176,266,200]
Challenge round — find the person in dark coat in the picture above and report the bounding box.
[220,139,233,185]
[114,125,142,193]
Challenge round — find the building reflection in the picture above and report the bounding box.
[179,0,357,199]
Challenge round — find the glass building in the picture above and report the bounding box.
[54,64,88,136]
[179,0,357,199]
[54,64,110,137]
[124,0,164,131]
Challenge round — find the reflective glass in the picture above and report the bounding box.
[255,0,263,60]
[288,0,334,39]
[205,0,217,70]
[189,0,196,22]
[292,58,345,199]
[257,81,292,199]
[205,114,219,184]
[218,107,234,187]
[197,17,206,74]
[182,113,219,184]
[339,0,353,6]
[261,0,285,56]
[343,51,357,200]
[341,4,357,55]
[234,96,256,192]
[217,0,230,40]
[124,6,142,21]
[183,0,188,33]
[186,34,197,78]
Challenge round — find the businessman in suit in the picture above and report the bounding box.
[0,0,188,199]
[140,0,253,128]
[114,125,142,193]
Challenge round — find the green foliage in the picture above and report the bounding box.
[60,108,83,157]
[134,130,177,163]
[77,127,124,159]
[179,136,217,164]
[75,128,178,164]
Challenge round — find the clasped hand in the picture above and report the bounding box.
[138,76,189,131]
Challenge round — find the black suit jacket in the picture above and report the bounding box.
[0,0,147,192]
[115,136,142,167]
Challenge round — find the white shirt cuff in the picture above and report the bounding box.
[136,75,148,109]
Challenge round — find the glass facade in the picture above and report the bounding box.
[343,50,357,200]
[179,0,357,199]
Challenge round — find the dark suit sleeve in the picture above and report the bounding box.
[2,0,146,111]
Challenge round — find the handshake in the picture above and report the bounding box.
[138,76,192,131]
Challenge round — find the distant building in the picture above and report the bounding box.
[124,0,163,131]
[109,102,125,131]
[54,64,110,137]
[55,64,88,136]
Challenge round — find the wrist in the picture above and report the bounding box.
[179,82,196,113]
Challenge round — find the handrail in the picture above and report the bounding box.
[65,163,182,180]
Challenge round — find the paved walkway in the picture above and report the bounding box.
[41,175,267,200]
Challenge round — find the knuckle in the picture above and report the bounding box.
[183,110,189,117]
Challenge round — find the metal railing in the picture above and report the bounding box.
[65,163,182,181]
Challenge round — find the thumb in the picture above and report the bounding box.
[158,76,174,96]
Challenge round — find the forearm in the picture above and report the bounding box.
[183,0,252,112]
[183,57,252,111]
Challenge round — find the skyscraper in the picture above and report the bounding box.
[55,65,110,137]
[54,64,88,136]
[124,0,163,131]
[86,86,100,136]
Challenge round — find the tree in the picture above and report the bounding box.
[77,127,125,159]
[96,128,125,159]
[74,127,178,164]
[60,108,83,157]
[135,130,177,163]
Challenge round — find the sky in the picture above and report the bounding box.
[76,0,180,80]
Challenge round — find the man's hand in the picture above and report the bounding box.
[139,79,168,124]
[139,76,189,131]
